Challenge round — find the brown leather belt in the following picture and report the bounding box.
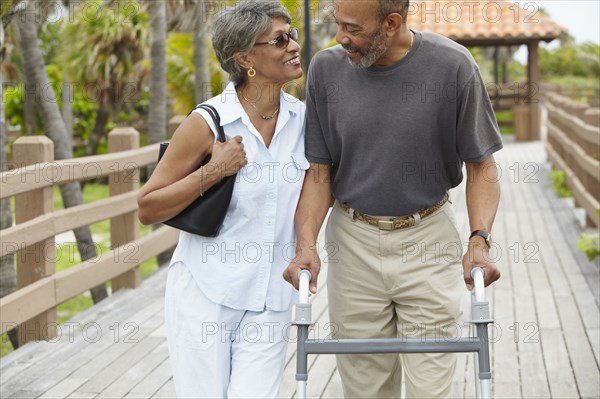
[339,194,449,231]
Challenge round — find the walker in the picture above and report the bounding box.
[293,267,493,398]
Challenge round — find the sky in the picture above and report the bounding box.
[513,1,600,62]
[516,0,600,44]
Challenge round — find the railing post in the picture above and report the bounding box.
[12,136,56,344]
[108,127,140,292]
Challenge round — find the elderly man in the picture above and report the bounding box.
[284,0,502,397]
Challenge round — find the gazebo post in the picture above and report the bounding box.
[493,47,499,84]
[527,40,541,140]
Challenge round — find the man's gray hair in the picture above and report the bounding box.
[377,0,410,21]
[212,0,292,84]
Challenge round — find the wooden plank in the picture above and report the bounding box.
[546,101,600,145]
[0,143,160,199]
[0,272,160,374]
[525,145,599,398]
[488,146,520,399]
[66,392,97,399]
[510,144,578,397]
[12,137,57,344]
[320,368,344,399]
[0,273,166,397]
[73,336,164,395]
[509,155,552,398]
[0,278,56,334]
[5,300,164,396]
[55,226,178,303]
[306,354,338,398]
[131,359,174,398]
[150,379,176,399]
[38,378,88,399]
[99,350,168,398]
[547,143,599,226]
[109,129,141,292]
[1,228,175,336]
[546,121,600,184]
[7,390,45,398]
[0,191,138,256]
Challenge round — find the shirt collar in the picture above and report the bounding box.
[215,81,299,127]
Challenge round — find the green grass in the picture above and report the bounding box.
[550,169,573,198]
[2,183,162,357]
[495,109,515,135]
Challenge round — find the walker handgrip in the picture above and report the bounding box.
[471,267,486,303]
[298,270,312,304]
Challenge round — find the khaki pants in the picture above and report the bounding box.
[325,201,465,398]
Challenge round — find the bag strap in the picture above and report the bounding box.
[187,103,227,143]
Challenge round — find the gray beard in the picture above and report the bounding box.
[347,30,388,69]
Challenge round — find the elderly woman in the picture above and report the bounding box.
[137,1,306,397]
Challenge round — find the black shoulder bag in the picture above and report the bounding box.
[157,104,236,236]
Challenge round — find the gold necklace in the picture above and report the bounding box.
[241,92,280,120]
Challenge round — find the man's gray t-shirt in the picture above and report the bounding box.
[305,31,503,216]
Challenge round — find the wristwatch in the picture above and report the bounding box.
[469,230,491,248]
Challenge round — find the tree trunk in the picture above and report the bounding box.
[147,1,173,267]
[84,107,109,157]
[194,1,211,103]
[1,16,20,350]
[147,0,167,149]
[0,67,19,350]
[23,69,36,135]
[17,3,108,303]
[62,74,74,143]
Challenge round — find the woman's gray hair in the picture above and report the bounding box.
[212,0,292,85]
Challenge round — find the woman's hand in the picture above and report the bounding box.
[207,135,248,178]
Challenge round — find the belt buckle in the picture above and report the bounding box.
[377,220,394,231]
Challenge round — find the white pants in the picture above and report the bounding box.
[165,261,292,398]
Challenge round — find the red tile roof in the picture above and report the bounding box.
[408,1,567,44]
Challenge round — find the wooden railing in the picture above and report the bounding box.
[486,82,542,140]
[545,92,600,227]
[0,128,179,343]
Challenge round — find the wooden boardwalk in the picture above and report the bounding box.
[1,139,599,398]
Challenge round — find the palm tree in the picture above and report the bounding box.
[61,0,148,157]
[1,0,28,350]
[146,0,167,151]
[146,0,175,266]
[16,0,108,306]
[192,1,212,102]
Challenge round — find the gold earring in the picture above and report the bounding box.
[248,66,256,77]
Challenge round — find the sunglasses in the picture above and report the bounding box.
[255,28,299,49]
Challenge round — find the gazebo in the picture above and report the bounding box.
[408,0,567,140]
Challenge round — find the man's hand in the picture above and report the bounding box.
[283,246,321,294]
[464,156,501,290]
[462,240,500,290]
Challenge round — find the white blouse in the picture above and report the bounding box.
[169,82,308,312]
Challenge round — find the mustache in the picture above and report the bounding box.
[342,44,362,53]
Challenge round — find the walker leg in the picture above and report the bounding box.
[476,324,492,399]
[296,381,307,399]
[295,325,309,399]
[473,351,482,399]
[480,379,491,399]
